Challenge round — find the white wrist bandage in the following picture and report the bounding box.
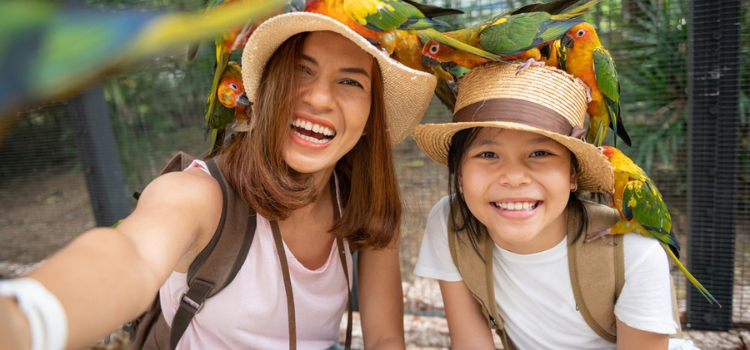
[0,278,67,350]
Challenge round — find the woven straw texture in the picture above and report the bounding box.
[414,63,614,193]
[239,12,436,146]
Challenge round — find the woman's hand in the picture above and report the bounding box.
[0,296,30,350]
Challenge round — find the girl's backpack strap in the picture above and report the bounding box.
[567,200,623,343]
[447,198,515,349]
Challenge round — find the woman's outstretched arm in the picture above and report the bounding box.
[0,167,221,350]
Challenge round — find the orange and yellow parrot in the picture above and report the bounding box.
[419,0,599,71]
[558,22,631,147]
[595,146,719,306]
[206,62,250,157]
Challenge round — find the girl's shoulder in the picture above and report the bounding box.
[427,195,452,223]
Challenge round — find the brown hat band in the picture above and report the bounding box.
[453,99,586,140]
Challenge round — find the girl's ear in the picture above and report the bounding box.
[458,176,464,194]
[570,170,578,192]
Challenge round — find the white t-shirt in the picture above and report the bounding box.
[414,196,699,350]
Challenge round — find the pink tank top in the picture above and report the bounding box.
[159,160,352,349]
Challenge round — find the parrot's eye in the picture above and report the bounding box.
[430,44,440,54]
[577,29,585,37]
[597,147,604,152]
[229,83,239,91]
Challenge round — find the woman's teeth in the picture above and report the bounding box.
[292,118,335,137]
[493,201,538,210]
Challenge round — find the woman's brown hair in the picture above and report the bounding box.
[221,32,401,250]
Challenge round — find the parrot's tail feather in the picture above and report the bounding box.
[553,0,602,20]
[662,243,721,307]
[418,29,508,63]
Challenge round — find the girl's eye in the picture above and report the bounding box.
[341,79,364,89]
[531,150,550,157]
[479,151,497,158]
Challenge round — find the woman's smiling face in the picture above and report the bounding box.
[459,128,577,254]
[283,31,374,179]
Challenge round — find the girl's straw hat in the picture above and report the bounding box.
[414,62,614,193]
[236,12,437,146]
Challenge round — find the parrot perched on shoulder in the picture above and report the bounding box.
[0,0,286,144]
[594,146,720,306]
[559,22,631,147]
[207,62,251,157]
[419,0,599,71]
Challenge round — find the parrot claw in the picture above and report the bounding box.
[575,78,593,103]
[516,58,545,76]
[585,228,615,245]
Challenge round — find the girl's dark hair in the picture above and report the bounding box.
[447,128,589,257]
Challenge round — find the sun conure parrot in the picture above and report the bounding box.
[0,0,286,145]
[595,146,720,306]
[558,22,631,147]
[419,0,599,71]
[206,61,251,157]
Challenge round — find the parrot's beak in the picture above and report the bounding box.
[421,54,441,69]
[560,34,574,49]
[236,92,251,107]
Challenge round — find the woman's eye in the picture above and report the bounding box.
[341,79,364,88]
[531,150,550,157]
[298,64,313,75]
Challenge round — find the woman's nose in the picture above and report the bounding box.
[302,79,334,111]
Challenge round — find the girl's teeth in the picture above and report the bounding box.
[494,202,537,211]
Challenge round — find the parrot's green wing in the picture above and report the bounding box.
[621,179,680,254]
[479,13,581,56]
[344,0,453,31]
[1,0,286,119]
[593,47,631,146]
[419,28,506,62]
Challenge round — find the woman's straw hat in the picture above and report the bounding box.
[236,12,437,146]
[414,62,614,193]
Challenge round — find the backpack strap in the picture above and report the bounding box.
[446,199,514,349]
[269,175,351,350]
[567,200,623,343]
[168,155,257,350]
[447,198,621,348]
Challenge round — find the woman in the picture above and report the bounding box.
[0,12,436,350]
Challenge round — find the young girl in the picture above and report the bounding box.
[412,62,697,349]
[0,12,436,350]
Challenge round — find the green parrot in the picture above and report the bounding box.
[206,62,250,157]
[597,146,719,306]
[419,0,600,70]
[0,0,285,143]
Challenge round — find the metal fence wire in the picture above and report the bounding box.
[0,0,748,332]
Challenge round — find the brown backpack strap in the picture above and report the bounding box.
[567,200,623,343]
[169,157,257,350]
[446,199,509,347]
[271,220,297,350]
[330,177,353,350]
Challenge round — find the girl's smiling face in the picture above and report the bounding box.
[459,128,577,254]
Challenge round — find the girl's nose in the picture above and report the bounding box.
[498,163,531,188]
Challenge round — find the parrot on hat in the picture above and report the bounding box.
[592,146,720,306]
[419,0,600,72]
[206,61,251,157]
[0,0,286,144]
[558,22,631,147]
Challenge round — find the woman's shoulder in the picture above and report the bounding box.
[137,164,223,219]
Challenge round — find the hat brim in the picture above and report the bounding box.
[240,12,437,146]
[414,121,615,193]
